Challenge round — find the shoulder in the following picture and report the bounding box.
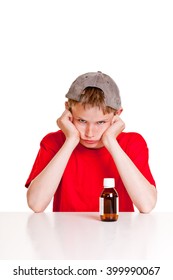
[117,132,148,149]
[42,130,65,142]
[40,130,66,152]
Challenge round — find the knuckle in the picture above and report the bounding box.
[56,118,60,126]
[122,122,125,130]
[57,117,62,127]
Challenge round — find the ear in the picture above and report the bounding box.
[65,101,69,110]
[117,107,123,116]
[116,107,123,116]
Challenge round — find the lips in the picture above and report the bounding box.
[82,140,99,144]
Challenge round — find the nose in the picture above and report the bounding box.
[85,124,94,138]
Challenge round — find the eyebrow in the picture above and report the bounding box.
[75,116,110,122]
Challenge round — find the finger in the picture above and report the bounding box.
[62,109,72,119]
[111,114,119,124]
[65,110,73,122]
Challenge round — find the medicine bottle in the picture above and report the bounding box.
[99,178,119,221]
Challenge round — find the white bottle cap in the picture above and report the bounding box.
[103,178,115,188]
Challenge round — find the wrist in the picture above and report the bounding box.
[65,136,79,148]
[103,136,118,152]
[102,134,114,147]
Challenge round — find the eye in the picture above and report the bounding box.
[97,121,106,125]
[78,119,87,124]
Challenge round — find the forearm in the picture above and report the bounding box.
[27,138,78,212]
[105,138,157,213]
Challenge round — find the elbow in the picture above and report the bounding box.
[29,206,45,213]
[139,189,157,214]
[139,201,157,214]
[27,198,45,213]
[139,204,155,214]
[27,190,46,213]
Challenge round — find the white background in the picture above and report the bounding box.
[0,0,173,212]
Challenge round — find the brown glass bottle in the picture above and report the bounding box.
[100,178,119,221]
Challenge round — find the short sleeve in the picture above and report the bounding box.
[25,130,65,187]
[124,132,156,186]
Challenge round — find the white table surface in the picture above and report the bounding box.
[0,212,173,260]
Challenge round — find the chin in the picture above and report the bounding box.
[80,140,103,149]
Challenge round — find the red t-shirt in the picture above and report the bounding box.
[25,130,156,212]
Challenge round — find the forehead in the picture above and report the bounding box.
[71,103,113,120]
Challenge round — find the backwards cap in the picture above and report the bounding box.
[65,71,121,110]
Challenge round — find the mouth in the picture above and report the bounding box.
[82,140,99,144]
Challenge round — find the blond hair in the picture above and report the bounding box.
[67,87,117,115]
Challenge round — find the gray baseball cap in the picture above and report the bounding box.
[65,71,121,110]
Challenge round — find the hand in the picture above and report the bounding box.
[57,110,80,144]
[102,115,125,147]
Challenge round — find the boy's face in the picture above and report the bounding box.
[71,103,115,149]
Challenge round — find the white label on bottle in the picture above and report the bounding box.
[99,197,104,215]
[116,197,119,215]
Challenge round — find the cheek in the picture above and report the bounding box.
[100,123,111,133]
[94,124,110,138]
[73,122,84,135]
